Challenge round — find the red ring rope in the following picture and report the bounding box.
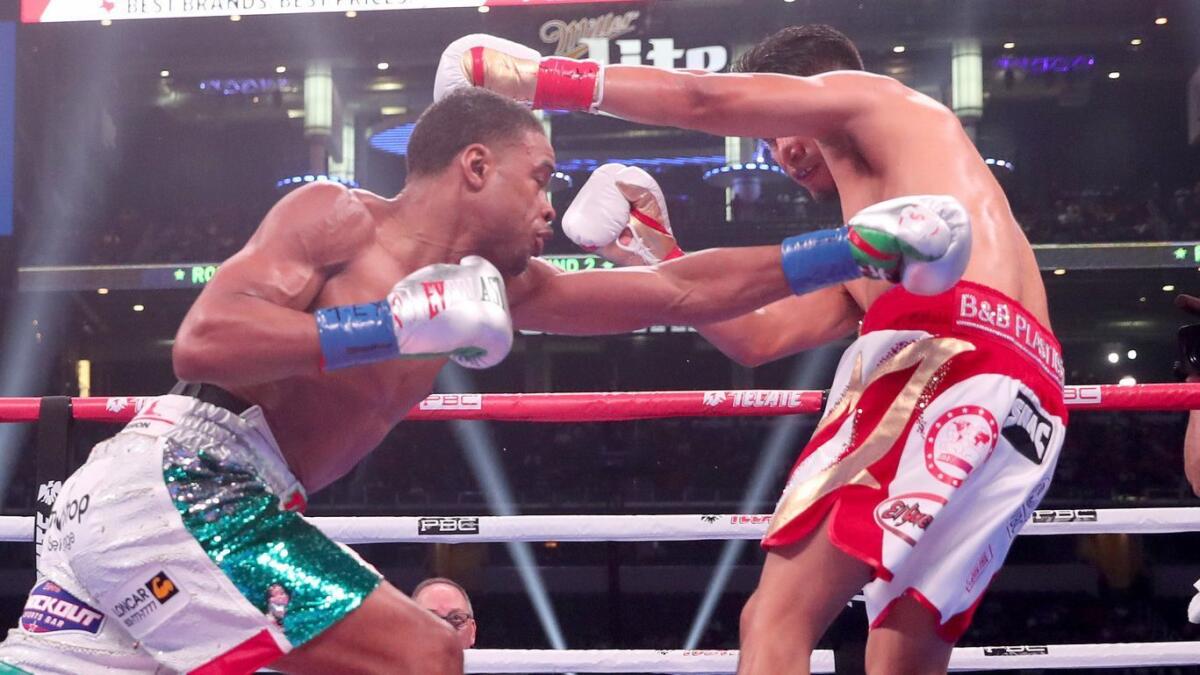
[0,384,1194,424]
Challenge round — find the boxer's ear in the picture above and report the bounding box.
[458,143,491,190]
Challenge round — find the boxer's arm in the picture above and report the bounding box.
[509,248,795,334]
[1186,378,1200,496]
[173,183,373,386]
[599,68,892,140]
[695,286,862,367]
[1187,411,1200,496]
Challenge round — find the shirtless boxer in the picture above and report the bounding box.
[440,24,1065,674]
[0,87,966,674]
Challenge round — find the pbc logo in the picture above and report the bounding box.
[702,391,727,406]
[1062,385,1101,405]
[1032,509,1097,524]
[1003,392,1055,465]
[146,572,178,603]
[983,646,1049,656]
[418,517,480,535]
[700,515,720,523]
[419,394,483,411]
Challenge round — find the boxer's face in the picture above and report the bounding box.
[475,129,557,276]
[769,136,836,200]
[414,584,476,649]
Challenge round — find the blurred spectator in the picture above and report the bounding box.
[413,577,476,649]
[46,179,1200,265]
[1016,183,1194,244]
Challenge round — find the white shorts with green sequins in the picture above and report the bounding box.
[0,395,381,674]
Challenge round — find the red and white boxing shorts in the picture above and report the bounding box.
[763,280,1066,641]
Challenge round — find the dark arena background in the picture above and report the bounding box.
[1,1,1200,673]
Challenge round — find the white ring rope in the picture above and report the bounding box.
[462,642,1200,672]
[13,508,1200,544]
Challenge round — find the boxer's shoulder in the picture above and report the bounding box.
[258,182,379,268]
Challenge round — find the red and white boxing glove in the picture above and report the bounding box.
[562,163,684,267]
[434,33,604,112]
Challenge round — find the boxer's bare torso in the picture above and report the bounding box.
[229,191,449,491]
[175,130,558,491]
[809,75,1047,325]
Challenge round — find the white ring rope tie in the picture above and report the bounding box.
[461,642,1200,672]
[12,508,1200,544]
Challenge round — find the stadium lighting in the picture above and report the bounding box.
[439,367,568,651]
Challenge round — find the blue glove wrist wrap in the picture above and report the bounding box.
[780,226,861,295]
[315,301,400,371]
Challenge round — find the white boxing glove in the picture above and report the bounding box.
[388,256,512,369]
[845,194,972,295]
[562,163,684,267]
[316,256,512,371]
[1189,579,1200,624]
[434,33,604,112]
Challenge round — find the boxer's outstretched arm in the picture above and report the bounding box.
[695,286,862,368]
[509,249,795,335]
[173,183,372,386]
[599,67,893,140]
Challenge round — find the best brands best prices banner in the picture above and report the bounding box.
[21,0,628,24]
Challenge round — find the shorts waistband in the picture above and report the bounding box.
[168,381,253,415]
[106,394,305,506]
[862,281,1064,387]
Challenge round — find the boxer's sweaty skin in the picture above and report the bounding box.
[597,68,1048,363]
[173,132,558,491]
[175,129,803,491]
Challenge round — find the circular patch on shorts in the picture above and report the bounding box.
[924,406,999,487]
